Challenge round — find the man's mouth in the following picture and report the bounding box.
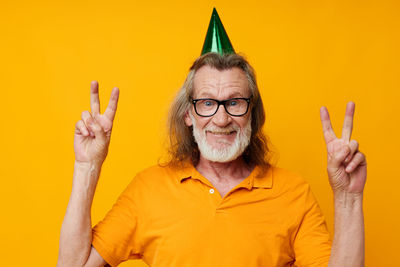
[206,130,236,135]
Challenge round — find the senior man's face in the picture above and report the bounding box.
[185,66,252,163]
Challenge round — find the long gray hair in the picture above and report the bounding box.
[165,53,270,172]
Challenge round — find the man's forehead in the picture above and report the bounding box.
[193,66,249,97]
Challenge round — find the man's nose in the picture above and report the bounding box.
[212,104,231,126]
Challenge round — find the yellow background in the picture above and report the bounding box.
[1,0,399,266]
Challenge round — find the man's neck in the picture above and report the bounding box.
[195,155,253,183]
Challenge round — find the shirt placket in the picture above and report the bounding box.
[191,174,254,209]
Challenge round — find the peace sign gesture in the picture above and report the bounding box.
[74,81,120,166]
[320,102,367,195]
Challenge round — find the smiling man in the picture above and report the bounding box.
[188,66,252,164]
[58,9,366,267]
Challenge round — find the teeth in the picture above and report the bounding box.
[208,131,235,135]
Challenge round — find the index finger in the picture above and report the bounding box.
[320,106,337,144]
[90,81,101,115]
[104,87,120,121]
[341,101,355,141]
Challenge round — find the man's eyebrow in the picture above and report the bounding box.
[195,91,246,98]
[228,92,246,98]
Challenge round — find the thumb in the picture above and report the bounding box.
[328,145,350,168]
[87,117,107,144]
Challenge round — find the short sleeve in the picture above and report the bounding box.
[293,184,332,266]
[92,175,143,267]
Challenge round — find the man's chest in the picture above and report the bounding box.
[207,177,246,197]
[139,187,301,266]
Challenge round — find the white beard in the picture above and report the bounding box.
[189,112,252,163]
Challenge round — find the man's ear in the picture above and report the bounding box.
[184,111,193,127]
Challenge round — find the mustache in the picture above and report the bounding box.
[204,125,240,134]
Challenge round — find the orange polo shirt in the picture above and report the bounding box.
[92,163,332,266]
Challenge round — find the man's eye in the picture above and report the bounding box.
[204,101,213,106]
[228,100,238,106]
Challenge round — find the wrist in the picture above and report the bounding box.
[74,160,102,172]
[72,161,102,190]
[333,191,363,209]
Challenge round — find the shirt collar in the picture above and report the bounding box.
[177,161,273,190]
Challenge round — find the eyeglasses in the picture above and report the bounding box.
[191,97,251,117]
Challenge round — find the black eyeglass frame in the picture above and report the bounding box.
[190,97,252,117]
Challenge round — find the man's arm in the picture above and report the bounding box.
[320,102,367,267]
[57,162,106,267]
[329,192,364,267]
[57,81,119,266]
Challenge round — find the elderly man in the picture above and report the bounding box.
[58,10,366,267]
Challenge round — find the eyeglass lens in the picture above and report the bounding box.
[195,99,248,116]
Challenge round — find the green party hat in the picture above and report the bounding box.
[201,8,235,55]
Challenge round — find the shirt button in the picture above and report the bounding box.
[209,188,215,194]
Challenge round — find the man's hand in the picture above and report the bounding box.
[74,81,120,166]
[320,102,367,195]
[58,81,116,267]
